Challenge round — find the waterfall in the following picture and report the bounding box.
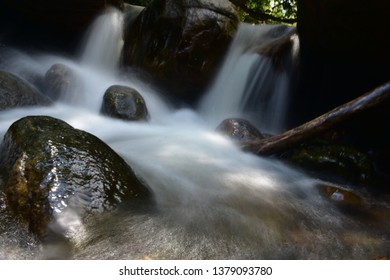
[48,7,141,112]
[0,9,388,260]
[79,7,124,73]
[199,23,298,134]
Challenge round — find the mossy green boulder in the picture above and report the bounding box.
[0,116,152,236]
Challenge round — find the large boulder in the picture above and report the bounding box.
[0,116,152,237]
[122,0,239,104]
[0,70,52,110]
[0,0,124,53]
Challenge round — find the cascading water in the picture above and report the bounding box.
[79,7,124,73]
[199,23,298,134]
[0,8,389,260]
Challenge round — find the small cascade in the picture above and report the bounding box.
[79,7,124,73]
[199,23,298,133]
[54,7,126,111]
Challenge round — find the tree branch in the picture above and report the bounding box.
[241,81,390,155]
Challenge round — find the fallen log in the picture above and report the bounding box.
[241,81,390,155]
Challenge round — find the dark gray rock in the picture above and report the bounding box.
[43,63,76,100]
[216,118,265,144]
[101,85,149,121]
[0,116,153,236]
[123,0,239,104]
[0,70,52,110]
[284,142,374,186]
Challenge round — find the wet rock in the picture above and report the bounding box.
[252,25,297,71]
[216,118,265,144]
[44,64,77,100]
[0,70,52,110]
[0,48,47,91]
[317,183,365,209]
[123,0,239,104]
[316,182,378,223]
[284,142,374,186]
[0,191,42,259]
[0,116,152,237]
[101,85,149,121]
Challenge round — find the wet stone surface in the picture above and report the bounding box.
[0,116,153,237]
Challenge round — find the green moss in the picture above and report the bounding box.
[286,142,374,186]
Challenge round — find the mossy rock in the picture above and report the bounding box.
[0,116,152,236]
[285,142,374,186]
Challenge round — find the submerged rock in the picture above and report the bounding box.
[216,118,265,144]
[0,116,152,237]
[0,70,52,110]
[123,0,239,104]
[101,85,149,121]
[317,183,365,209]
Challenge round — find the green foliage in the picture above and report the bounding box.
[274,1,296,19]
[231,0,297,24]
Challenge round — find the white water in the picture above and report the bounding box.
[199,23,296,133]
[0,8,389,259]
[79,7,124,73]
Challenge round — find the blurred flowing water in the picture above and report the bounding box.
[199,23,297,134]
[0,8,389,259]
[79,7,124,73]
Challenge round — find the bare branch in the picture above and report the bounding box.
[241,81,390,155]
